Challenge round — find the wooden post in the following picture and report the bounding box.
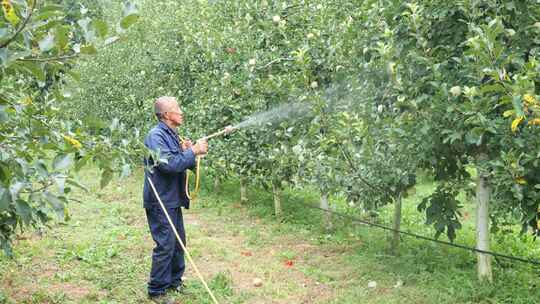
[476,169,493,282]
[390,195,402,255]
[320,193,333,231]
[272,180,282,218]
[240,178,248,203]
[213,177,220,192]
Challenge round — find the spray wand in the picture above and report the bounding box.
[197,125,236,141]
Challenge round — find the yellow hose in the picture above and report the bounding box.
[180,136,201,202]
[186,155,201,201]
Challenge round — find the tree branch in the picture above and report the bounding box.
[17,54,79,62]
[0,0,38,49]
[21,179,54,194]
[16,35,122,62]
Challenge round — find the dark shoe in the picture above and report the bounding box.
[167,282,190,295]
[149,293,177,304]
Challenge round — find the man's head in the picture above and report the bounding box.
[154,96,184,127]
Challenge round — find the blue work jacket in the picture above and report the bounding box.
[143,121,196,209]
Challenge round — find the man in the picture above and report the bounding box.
[143,96,208,303]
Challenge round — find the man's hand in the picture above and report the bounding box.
[224,125,235,134]
[181,139,193,151]
[191,139,208,155]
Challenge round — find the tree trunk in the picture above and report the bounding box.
[476,171,493,282]
[213,177,220,192]
[390,195,402,255]
[240,178,248,203]
[320,193,333,231]
[272,181,282,218]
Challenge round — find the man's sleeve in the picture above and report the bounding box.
[186,148,197,171]
[146,132,196,173]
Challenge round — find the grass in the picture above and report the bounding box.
[0,167,538,303]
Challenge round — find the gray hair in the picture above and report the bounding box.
[154,96,177,120]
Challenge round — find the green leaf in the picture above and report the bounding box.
[74,154,91,172]
[77,17,96,43]
[122,2,139,17]
[0,48,7,67]
[64,206,71,221]
[54,175,66,193]
[35,9,63,21]
[67,70,81,82]
[66,178,88,192]
[5,50,31,65]
[33,19,63,33]
[100,169,114,188]
[43,191,63,210]
[77,17,91,34]
[512,95,524,117]
[120,14,139,29]
[92,19,108,38]
[35,160,48,178]
[43,191,65,219]
[38,34,55,52]
[0,162,10,182]
[53,154,73,171]
[54,26,70,50]
[447,226,456,242]
[104,36,119,46]
[0,28,8,39]
[9,182,24,200]
[39,4,64,13]
[15,200,32,225]
[17,61,46,81]
[120,2,139,29]
[0,187,10,212]
[0,105,8,123]
[465,127,484,146]
[480,84,504,94]
[80,44,97,55]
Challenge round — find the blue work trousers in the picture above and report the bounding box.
[145,205,186,296]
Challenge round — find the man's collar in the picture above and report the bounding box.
[158,121,178,135]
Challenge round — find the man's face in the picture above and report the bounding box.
[164,101,184,127]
